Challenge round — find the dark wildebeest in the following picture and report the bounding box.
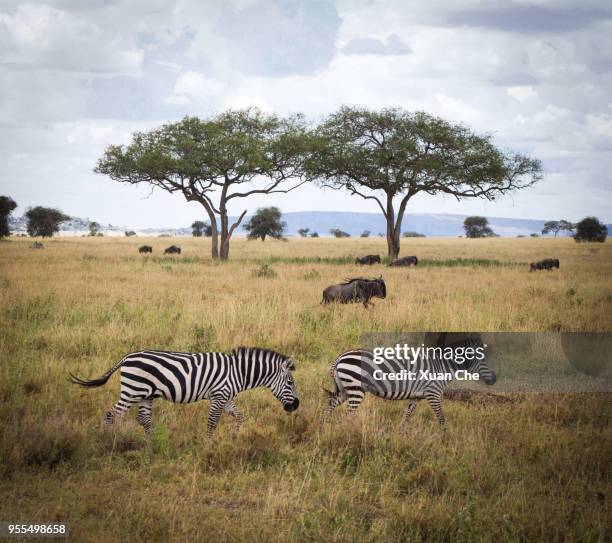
[322,277,386,308]
[164,245,181,255]
[355,254,381,265]
[530,258,559,272]
[389,256,418,267]
[138,245,153,254]
[30,241,44,249]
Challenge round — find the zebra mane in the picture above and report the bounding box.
[231,347,295,368]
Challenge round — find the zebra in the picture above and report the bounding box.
[70,347,299,437]
[323,336,496,427]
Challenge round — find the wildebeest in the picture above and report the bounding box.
[30,241,44,249]
[164,245,181,255]
[355,254,381,265]
[530,258,559,272]
[322,277,386,308]
[389,255,418,267]
[138,245,153,254]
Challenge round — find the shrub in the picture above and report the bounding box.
[252,263,277,278]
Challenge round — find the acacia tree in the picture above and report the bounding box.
[542,220,574,237]
[463,216,495,238]
[192,221,203,237]
[0,196,17,238]
[243,207,286,241]
[25,206,70,237]
[95,109,309,260]
[306,106,542,257]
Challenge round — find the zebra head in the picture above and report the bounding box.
[463,346,497,385]
[471,357,497,385]
[271,357,300,412]
[448,336,497,385]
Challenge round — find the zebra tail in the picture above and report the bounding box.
[69,355,129,388]
[321,386,335,397]
[323,365,344,399]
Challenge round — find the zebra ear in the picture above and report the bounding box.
[284,358,296,371]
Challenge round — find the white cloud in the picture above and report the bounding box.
[164,71,226,105]
[0,0,610,227]
[507,85,538,101]
[586,113,612,138]
[0,4,143,74]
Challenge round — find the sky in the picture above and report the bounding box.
[1,0,611,229]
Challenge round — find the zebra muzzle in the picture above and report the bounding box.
[484,372,497,385]
[284,398,300,412]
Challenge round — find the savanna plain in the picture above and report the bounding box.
[0,236,610,542]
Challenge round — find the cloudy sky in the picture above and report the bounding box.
[1,0,611,228]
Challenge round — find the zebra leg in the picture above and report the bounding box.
[137,399,154,435]
[345,388,366,416]
[323,391,346,420]
[425,393,446,426]
[105,396,138,426]
[223,400,245,431]
[400,401,418,427]
[207,395,230,437]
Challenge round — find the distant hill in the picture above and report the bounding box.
[271,211,554,238]
[9,211,610,238]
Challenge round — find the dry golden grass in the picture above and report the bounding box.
[0,236,610,542]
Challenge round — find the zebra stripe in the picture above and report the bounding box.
[70,347,299,436]
[324,338,496,426]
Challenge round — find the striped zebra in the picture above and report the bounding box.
[324,336,496,426]
[70,347,299,437]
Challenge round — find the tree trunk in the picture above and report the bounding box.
[219,209,247,261]
[209,219,219,259]
[385,195,400,259]
[219,211,230,261]
[194,198,219,260]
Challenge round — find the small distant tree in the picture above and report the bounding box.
[403,231,425,238]
[192,220,206,237]
[25,207,70,237]
[310,231,319,237]
[542,220,574,237]
[574,217,607,243]
[330,228,350,238]
[244,207,286,241]
[0,196,17,238]
[530,233,539,238]
[360,230,371,238]
[88,221,101,236]
[298,228,310,237]
[463,216,495,238]
[124,230,136,237]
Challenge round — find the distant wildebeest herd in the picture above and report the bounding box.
[138,244,181,254]
[321,253,560,308]
[355,253,418,266]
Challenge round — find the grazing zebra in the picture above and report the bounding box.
[70,347,299,437]
[324,336,496,426]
